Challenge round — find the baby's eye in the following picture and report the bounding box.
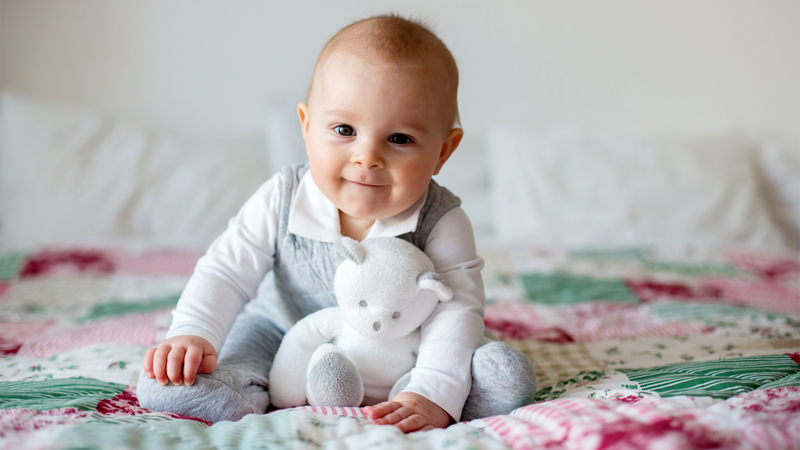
[336,125,355,136]
[392,311,401,319]
[388,134,412,145]
[359,300,368,307]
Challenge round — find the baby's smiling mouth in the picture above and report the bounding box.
[345,179,387,188]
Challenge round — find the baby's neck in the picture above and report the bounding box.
[339,210,375,242]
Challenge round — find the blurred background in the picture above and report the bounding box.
[1,0,799,250]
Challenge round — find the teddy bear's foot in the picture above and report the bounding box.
[306,344,364,407]
[460,341,537,421]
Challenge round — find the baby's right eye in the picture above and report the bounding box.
[335,125,355,136]
[359,300,368,307]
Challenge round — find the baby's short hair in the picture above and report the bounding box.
[309,14,460,128]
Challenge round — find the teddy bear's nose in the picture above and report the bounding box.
[373,321,381,332]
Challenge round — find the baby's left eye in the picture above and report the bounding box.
[336,125,355,136]
[388,134,412,145]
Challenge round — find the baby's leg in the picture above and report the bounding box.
[460,341,537,421]
[137,309,283,423]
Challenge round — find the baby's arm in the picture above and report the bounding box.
[366,207,485,431]
[143,173,283,386]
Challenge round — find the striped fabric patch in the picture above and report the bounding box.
[521,273,638,305]
[0,378,126,411]
[295,405,369,419]
[619,354,800,399]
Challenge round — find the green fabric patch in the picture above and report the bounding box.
[0,252,26,280]
[82,293,181,321]
[642,260,742,277]
[646,302,790,322]
[619,354,800,399]
[758,371,800,390]
[521,272,638,305]
[57,410,293,450]
[568,248,654,262]
[0,377,126,411]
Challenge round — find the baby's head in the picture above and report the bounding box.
[298,14,463,226]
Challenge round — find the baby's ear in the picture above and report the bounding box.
[337,237,365,264]
[417,272,453,302]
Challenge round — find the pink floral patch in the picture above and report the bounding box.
[627,279,722,302]
[484,318,575,343]
[19,250,115,278]
[0,282,10,298]
[0,407,90,438]
[95,386,212,426]
[702,278,800,313]
[0,321,55,355]
[484,301,701,343]
[483,396,800,450]
[724,250,800,281]
[105,248,203,277]
[16,311,167,358]
[722,387,800,416]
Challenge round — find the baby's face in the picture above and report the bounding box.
[299,52,461,222]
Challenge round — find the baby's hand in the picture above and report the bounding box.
[364,391,451,433]
[143,335,217,387]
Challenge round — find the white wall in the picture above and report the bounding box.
[2,0,799,144]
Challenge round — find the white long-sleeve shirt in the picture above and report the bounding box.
[167,169,486,420]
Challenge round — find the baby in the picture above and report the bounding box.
[137,14,536,432]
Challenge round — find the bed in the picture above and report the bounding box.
[1,92,799,449]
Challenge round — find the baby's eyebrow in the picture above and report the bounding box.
[398,122,430,135]
[323,109,357,120]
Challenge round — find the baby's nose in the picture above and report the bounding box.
[373,321,381,332]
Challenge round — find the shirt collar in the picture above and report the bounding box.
[287,171,426,243]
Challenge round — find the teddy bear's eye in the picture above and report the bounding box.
[359,300,368,307]
[392,311,401,319]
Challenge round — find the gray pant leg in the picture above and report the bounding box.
[137,306,284,423]
[460,341,538,421]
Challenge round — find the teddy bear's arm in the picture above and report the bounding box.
[268,307,344,408]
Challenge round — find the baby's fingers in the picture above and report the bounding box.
[152,344,171,386]
[166,346,186,386]
[182,346,203,386]
[365,401,402,420]
[143,348,156,378]
[374,405,414,425]
[394,414,428,433]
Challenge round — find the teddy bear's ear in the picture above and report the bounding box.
[417,272,454,302]
[336,237,365,264]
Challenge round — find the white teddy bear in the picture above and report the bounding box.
[268,236,454,408]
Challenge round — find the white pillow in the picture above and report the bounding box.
[757,140,800,250]
[0,91,268,250]
[486,127,791,249]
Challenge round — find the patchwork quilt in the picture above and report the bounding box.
[1,243,799,449]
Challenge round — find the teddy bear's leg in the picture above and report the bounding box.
[460,341,537,421]
[306,343,364,407]
[137,308,282,423]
